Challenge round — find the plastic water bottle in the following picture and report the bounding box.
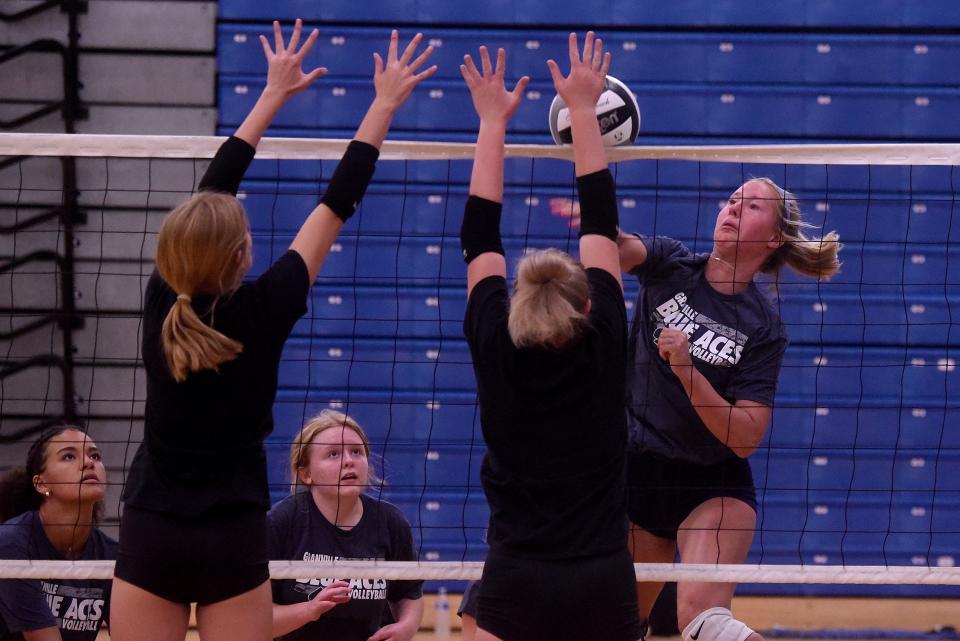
[434,586,451,641]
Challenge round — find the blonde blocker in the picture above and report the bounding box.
[754,177,843,280]
[157,192,251,382]
[508,248,590,349]
[289,410,380,491]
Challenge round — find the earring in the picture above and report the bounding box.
[44,490,51,497]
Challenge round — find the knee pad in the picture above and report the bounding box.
[682,607,754,641]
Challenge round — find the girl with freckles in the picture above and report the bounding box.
[267,411,422,641]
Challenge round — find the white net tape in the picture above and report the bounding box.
[3,132,960,165]
[3,561,960,584]
[3,133,957,588]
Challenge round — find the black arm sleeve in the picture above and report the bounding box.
[460,195,505,264]
[320,140,380,222]
[198,136,257,196]
[576,168,619,241]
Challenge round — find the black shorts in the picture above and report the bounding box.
[476,548,642,641]
[457,580,480,619]
[627,450,757,540]
[115,505,269,605]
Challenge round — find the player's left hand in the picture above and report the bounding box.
[367,620,418,641]
[372,31,438,113]
[260,19,327,99]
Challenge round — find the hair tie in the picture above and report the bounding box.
[177,294,191,303]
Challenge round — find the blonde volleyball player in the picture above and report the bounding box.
[460,34,642,641]
[615,180,841,641]
[109,21,436,641]
[268,410,423,641]
[552,179,841,639]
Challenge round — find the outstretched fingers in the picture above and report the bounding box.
[386,29,399,62]
[582,31,595,64]
[590,36,604,71]
[479,45,493,76]
[546,59,563,87]
[567,31,579,67]
[304,66,328,84]
[297,27,320,60]
[511,75,530,99]
[272,20,285,54]
[287,18,303,52]
[408,43,435,73]
[399,32,423,65]
[462,54,481,81]
[600,51,611,78]
[495,47,507,79]
[259,34,274,59]
[414,64,439,82]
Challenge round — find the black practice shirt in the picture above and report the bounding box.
[464,269,630,560]
[123,136,311,514]
[268,493,423,641]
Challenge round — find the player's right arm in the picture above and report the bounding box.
[617,229,648,272]
[459,46,528,297]
[271,582,352,638]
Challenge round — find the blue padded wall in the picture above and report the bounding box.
[217,1,960,597]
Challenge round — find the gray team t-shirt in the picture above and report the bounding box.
[627,235,787,465]
[268,493,422,641]
[0,511,116,641]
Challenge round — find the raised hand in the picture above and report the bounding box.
[372,31,438,112]
[460,46,529,125]
[259,19,327,99]
[546,31,611,113]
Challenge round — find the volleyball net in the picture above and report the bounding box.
[2,133,959,594]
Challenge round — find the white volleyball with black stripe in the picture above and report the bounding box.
[549,75,641,146]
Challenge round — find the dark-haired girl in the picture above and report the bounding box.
[0,426,115,641]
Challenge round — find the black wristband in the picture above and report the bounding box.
[320,140,380,222]
[460,196,505,264]
[199,136,256,196]
[576,169,619,241]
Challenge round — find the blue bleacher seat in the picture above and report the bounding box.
[271,389,482,443]
[221,70,960,139]
[805,88,902,138]
[803,36,901,86]
[278,337,477,393]
[220,0,960,28]
[708,87,805,137]
[903,90,960,138]
[805,0,903,27]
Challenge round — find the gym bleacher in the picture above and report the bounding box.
[215,0,960,597]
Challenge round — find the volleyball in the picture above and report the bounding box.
[548,75,641,146]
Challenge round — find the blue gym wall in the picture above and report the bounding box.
[216,1,960,597]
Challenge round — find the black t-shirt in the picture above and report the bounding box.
[464,269,630,560]
[627,235,787,465]
[268,493,423,641]
[123,136,311,514]
[0,511,116,641]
